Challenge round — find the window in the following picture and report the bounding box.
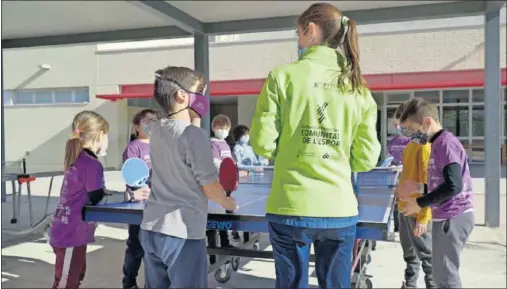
[3,88,89,106]
[472,106,484,137]
[386,92,410,105]
[371,92,383,105]
[16,91,34,104]
[442,106,469,137]
[34,91,53,104]
[54,90,74,103]
[472,89,484,103]
[443,89,469,103]
[74,89,90,103]
[3,90,15,105]
[414,90,440,103]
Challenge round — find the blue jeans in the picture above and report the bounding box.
[268,222,356,289]
[139,230,207,289]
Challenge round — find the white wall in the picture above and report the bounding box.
[3,45,126,172]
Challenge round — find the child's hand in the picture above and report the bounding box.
[133,186,150,201]
[262,159,269,166]
[223,196,239,212]
[413,222,427,237]
[400,197,421,216]
[239,170,249,178]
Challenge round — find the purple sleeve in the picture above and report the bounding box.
[122,143,140,163]
[436,140,462,168]
[210,140,221,159]
[85,162,105,192]
[387,138,393,155]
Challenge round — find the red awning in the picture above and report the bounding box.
[97,68,507,101]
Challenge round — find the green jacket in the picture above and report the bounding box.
[250,46,381,218]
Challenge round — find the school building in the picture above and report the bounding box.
[3,11,507,172]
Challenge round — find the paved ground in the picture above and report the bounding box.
[1,168,506,288]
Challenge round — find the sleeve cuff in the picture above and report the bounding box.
[416,195,432,208]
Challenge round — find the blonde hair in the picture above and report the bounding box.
[64,111,110,170]
[212,114,232,129]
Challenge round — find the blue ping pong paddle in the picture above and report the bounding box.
[122,158,150,188]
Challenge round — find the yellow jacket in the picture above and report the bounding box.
[397,142,432,224]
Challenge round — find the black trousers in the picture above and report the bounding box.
[122,225,144,288]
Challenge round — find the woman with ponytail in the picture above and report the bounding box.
[250,3,381,289]
[50,111,150,289]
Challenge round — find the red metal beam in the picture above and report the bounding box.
[97,68,507,101]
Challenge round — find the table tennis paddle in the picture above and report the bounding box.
[122,158,150,201]
[219,157,239,213]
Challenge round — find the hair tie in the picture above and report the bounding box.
[340,16,350,45]
[71,128,80,139]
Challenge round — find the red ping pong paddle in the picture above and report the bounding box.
[219,157,239,197]
[219,158,239,214]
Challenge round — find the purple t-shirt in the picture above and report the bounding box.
[211,138,232,168]
[428,130,473,220]
[123,139,152,185]
[50,150,104,248]
[388,136,411,165]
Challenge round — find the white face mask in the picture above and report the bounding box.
[96,136,109,156]
[215,129,229,140]
[239,135,250,144]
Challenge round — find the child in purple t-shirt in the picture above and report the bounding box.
[206,114,240,263]
[49,111,149,289]
[399,97,474,289]
[121,109,156,289]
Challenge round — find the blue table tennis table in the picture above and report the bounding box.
[83,167,399,288]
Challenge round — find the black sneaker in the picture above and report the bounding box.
[232,231,241,241]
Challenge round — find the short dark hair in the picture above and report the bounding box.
[232,125,249,142]
[400,97,439,124]
[132,109,156,126]
[130,109,157,141]
[394,101,408,119]
[153,66,206,113]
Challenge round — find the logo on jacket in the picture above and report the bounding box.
[317,102,329,124]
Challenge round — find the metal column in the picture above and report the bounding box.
[380,94,388,158]
[483,8,501,227]
[1,50,6,202]
[194,33,211,136]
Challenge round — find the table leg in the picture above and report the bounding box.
[27,183,34,226]
[16,182,22,225]
[10,180,17,223]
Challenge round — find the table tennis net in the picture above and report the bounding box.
[354,169,400,187]
[239,166,274,184]
[239,166,399,187]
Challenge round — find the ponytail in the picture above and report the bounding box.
[130,133,138,142]
[64,137,83,170]
[338,18,366,93]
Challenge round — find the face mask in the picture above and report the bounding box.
[140,123,151,136]
[400,127,410,137]
[297,44,308,59]
[215,129,229,140]
[188,92,209,117]
[239,135,250,144]
[409,123,431,145]
[391,127,402,136]
[96,136,109,156]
